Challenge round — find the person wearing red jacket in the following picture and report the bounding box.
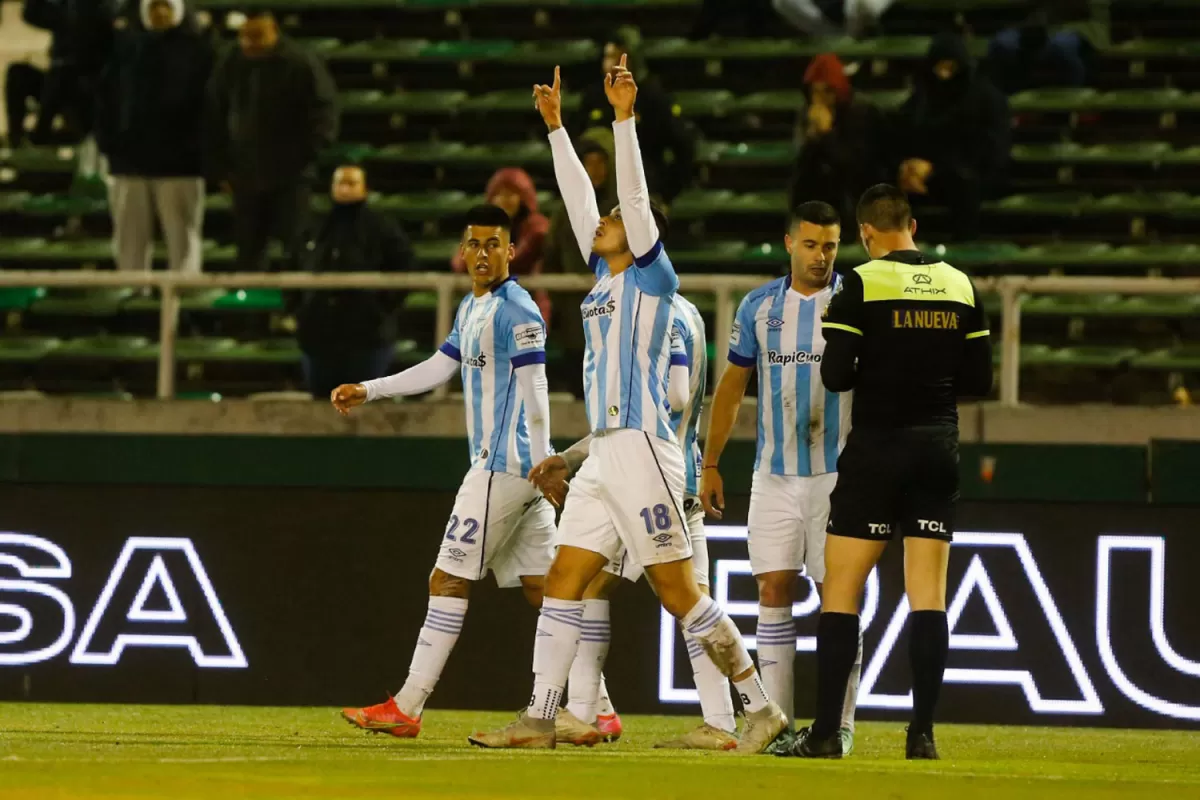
[453,167,551,323]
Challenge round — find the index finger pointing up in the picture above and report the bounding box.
[553,65,560,91]
[619,53,627,70]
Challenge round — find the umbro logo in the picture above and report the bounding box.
[911,273,933,285]
[447,548,467,558]
[653,533,672,546]
[417,637,432,647]
[766,317,784,328]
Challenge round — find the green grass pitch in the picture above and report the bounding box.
[1,705,1198,799]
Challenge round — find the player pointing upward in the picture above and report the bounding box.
[469,60,786,752]
[334,204,556,739]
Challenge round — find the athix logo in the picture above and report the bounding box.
[659,528,1200,723]
[0,533,246,668]
[766,351,821,366]
[582,299,617,321]
[912,273,934,285]
[462,353,488,369]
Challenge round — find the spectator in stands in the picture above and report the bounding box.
[573,26,696,204]
[543,127,617,397]
[96,0,214,275]
[452,167,551,322]
[206,9,338,271]
[292,165,413,400]
[690,0,773,38]
[889,32,1009,241]
[21,0,115,145]
[985,1,1110,95]
[788,54,885,240]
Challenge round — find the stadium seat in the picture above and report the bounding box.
[672,90,736,117]
[1009,88,1100,113]
[0,334,61,362]
[211,289,286,311]
[1050,345,1141,368]
[735,92,806,114]
[0,287,46,310]
[987,192,1094,215]
[29,288,136,316]
[993,343,1057,367]
[172,337,240,360]
[51,334,153,360]
[340,90,469,115]
[222,339,302,363]
[1133,344,1200,371]
[1023,294,1124,316]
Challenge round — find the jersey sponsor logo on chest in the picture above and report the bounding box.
[462,353,488,369]
[582,298,617,321]
[892,309,959,330]
[766,350,821,366]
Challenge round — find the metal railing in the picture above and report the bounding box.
[0,270,1196,403]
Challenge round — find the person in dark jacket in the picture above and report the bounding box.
[293,165,414,399]
[889,32,1009,241]
[96,0,214,273]
[789,53,886,241]
[22,0,116,143]
[206,9,338,271]
[572,26,695,204]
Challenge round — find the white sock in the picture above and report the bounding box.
[684,628,735,732]
[681,595,755,678]
[756,605,796,727]
[528,598,584,720]
[566,599,610,724]
[394,595,468,717]
[841,628,863,732]
[596,673,616,717]
[732,671,770,714]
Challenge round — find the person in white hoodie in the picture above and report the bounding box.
[95,0,214,273]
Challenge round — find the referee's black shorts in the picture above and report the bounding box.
[826,426,959,543]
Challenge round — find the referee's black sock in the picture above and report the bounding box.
[909,610,949,736]
[813,612,860,737]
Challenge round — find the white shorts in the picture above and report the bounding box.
[555,428,692,571]
[606,496,710,586]
[435,468,555,588]
[747,471,837,583]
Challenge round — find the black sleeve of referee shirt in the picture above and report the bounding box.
[956,283,995,398]
[820,270,865,393]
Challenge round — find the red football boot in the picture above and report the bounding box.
[596,711,623,742]
[341,697,421,738]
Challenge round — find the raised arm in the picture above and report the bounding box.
[607,56,659,259]
[536,67,601,265]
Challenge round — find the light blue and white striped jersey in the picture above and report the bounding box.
[670,295,707,496]
[440,277,547,478]
[581,242,680,443]
[727,273,852,476]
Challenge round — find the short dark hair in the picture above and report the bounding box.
[857,184,912,232]
[789,200,841,230]
[463,204,512,233]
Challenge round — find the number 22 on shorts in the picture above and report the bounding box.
[445,515,479,544]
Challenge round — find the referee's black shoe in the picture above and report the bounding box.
[906,726,939,760]
[778,726,843,759]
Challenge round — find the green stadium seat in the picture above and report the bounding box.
[319,142,377,166]
[461,89,581,114]
[340,90,468,115]
[173,337,240,360]
[1107,243,1200,265]
[733,191,788,213]
[52,334,153,360]
[506,40,599,65]
[928,241,1023,266]
[861,89,910,110]
[1050,346,1141,368]
[1092,191,1191,214]
[373,191,474,220]
[0,146,76,173]
[1161,146,1200,165]
[418,40,517,61]
[121,288,231,313]
[458,142,550,165]
[211,289,285,311]
[29,288,136,316]
[372,142,470,163]
[0,334,61,362]
[1085,142,1174,163]
[743,241,788,263]
[670,240,747,268]
[1015,241,1115,267]
[413,239,458,263]
[1106,39,1200,59]
[672,90,736,117]
[1009,88,1099,113]
[0,192,32,211]
[643,37,804,61]
[993,343,1056,367]
[1095,88,1200,111]
[222,338,302,363]
[1023,294,1124,316]
[1113,295,1200,318]
[403,291,439,312]
[735,92,804,114]
[669,189,737,219]
[0,287,46,310]
[1134,345,1200,371]
[988,192,1093,215]
[325,39,429,62]
[22,193,106,216]
[830,35,934,59]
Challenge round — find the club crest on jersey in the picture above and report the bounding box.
[767,350,821,366]
[608,405,619,417]
[582,299,617,321]
[462,353,488,368]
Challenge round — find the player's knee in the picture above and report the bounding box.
[756,571,798,607]
[429,568,470,598]
[543,559,590,601]
[582,570,620,601]
[647,563,702,619]
[520,575,545,609]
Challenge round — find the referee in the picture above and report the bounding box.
[785,184,993,760]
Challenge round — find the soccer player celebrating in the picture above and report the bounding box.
[333,203,556,739]
[468,60,786,752]
[534,293,740,751]
[785,185,993,760]
[700,201,861,755]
